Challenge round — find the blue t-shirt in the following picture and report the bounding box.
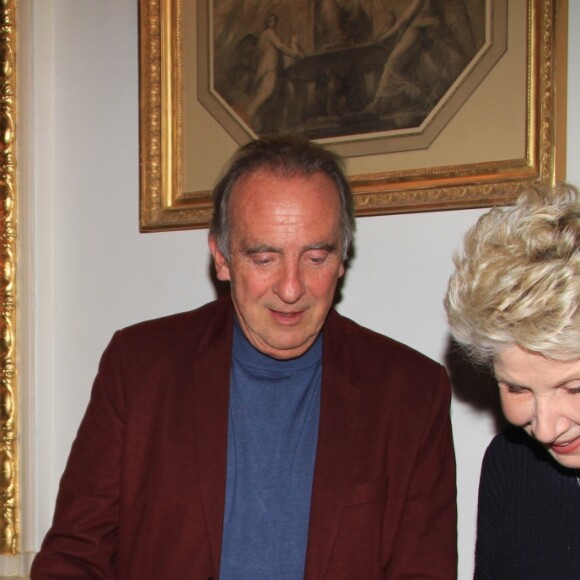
[219,321,322,579]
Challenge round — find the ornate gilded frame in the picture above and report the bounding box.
[139,0,568,231]
[0,0,18,556]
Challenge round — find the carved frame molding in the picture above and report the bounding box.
[0,0,18,556]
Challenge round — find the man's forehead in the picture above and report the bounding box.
[232,168,339,195]
[227,169,343,239]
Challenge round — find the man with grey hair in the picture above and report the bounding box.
[32,135,457,579]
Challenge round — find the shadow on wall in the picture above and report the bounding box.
[444,338,507,434]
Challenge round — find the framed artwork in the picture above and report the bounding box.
[139,0,568,231]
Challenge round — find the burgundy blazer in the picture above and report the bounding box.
[31,297,457,579]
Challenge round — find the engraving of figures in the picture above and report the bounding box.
[209,0,486,140]
[245,14,304,131]
[365,0,478,122]
[316,0,373,50]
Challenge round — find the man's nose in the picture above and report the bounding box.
[273,262,305,304]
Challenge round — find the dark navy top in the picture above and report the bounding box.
[475,425,580,579]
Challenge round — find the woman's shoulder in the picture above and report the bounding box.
[485,425,543,460]
[481,425,575,489]
[481,425,547,481]
[488,423,524,444]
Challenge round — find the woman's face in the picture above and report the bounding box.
[494,345,580,468]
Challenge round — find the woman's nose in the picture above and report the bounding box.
[530,396,570,444]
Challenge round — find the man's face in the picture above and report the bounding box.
[209,169,346,360]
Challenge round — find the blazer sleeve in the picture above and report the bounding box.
[387,366,457,579]
[30,333,125,579]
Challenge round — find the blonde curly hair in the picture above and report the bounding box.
[444,184,580,364]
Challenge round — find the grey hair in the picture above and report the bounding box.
[208,135,356,261]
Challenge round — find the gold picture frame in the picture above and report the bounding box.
[139,0,567,232]
[0,0,19,556]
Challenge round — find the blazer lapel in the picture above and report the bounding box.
[304,310,361,579]
[191,302,234,573]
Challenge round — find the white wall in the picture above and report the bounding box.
[19,1,580,578]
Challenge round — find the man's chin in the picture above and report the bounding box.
[258,336,316,360]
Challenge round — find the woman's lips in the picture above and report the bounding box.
[551,436,580,455]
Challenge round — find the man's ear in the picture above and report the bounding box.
[208,235,231,282]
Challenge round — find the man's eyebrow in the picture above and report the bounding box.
[242,244,281,255]
[241,242,340,256]
[304,242,338,253]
